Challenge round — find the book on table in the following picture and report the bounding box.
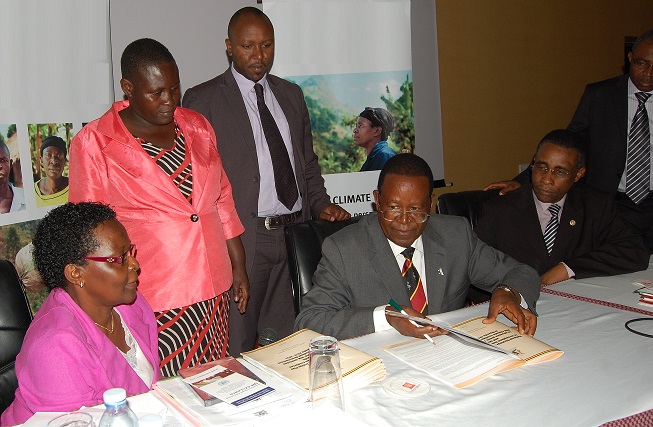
[383,314,563,389]
[177,357,273,407]
[241,328,387,393]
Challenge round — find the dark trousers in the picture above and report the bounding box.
[615,191,653,253]
[227,221,297,357]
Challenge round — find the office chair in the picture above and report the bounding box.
[437,190,501,304]
[436,189,500,229]
[285,216,363,315]
[0,259,33,414]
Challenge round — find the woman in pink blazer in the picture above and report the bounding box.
[69,39,249,377]
[1,202,160,426]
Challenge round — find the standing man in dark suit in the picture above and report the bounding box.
[485,29,653,252]
[476,130,649,286]
[183,7,350,356]
[295,154,539,340]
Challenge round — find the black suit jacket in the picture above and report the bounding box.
[183,69,331,273]
[474,183,649,278]
[567,74,630,195]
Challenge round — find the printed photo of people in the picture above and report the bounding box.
[0,124,26,213]
[284,71,414,174]
[28,123,73,208]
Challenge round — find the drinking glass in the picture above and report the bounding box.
[309,335,345,412]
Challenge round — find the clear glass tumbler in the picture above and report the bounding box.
[309,335,345,412]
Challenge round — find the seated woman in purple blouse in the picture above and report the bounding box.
[1,202,160,426]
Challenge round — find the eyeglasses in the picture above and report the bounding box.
[84,244,136,266]
[530,164,574,178]
[632,59,653,72]
[378,209,430,223]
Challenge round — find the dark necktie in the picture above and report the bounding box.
[401,247,427,313]
[543,204,560,255]
[254,83,299,210]
[625,92,652,204]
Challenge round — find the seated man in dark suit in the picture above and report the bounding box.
[475,130,649,286]
[295,153,540,340]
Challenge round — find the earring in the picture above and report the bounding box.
[79,281,84,288]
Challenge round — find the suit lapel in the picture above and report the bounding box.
[421,223,448,310]
[98,107,188,204]
[552,186,582,259]
[269,76,306,179]
[366,217,411,305]
[520,186,551,258]
[613,75,629,146]
[220,70,259,162]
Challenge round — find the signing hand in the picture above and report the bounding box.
[484,286,537,335]
[386,304,447,339]
[483,180,522,195]
[318,203,351,222]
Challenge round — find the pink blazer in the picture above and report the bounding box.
[69,101,245,311]
[1,289,161,426]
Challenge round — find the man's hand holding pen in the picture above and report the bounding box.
[385,300,448,341]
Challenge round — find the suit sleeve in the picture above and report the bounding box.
[294,236,375,340]
[295,87,331,217]
[563,196,649,277]
[567,84,591,144]
[182,87,212,123]
[463,219,540,312]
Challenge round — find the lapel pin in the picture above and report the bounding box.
[569,220,576,226]
[438,268,444,276]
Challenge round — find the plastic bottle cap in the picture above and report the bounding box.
[103,388,127,405]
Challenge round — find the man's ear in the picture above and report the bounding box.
[120,78,134,99]
[373,190,380,210]
[225,38,233,58]
[574,166,586,182]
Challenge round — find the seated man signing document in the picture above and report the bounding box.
[295,154,540,340]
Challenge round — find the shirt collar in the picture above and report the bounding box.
[387,235,424,258]
[231,64,269,98]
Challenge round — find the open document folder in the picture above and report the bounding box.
[383,315,563,389]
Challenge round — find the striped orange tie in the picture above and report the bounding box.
[401,247,427,313]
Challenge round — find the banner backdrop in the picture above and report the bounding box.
[264,0,414,215]
[0,0,112,309]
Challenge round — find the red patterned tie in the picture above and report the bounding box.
[401,247,427,313]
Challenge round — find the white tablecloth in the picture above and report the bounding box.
[341,291,653,427]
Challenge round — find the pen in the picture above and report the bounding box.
[388,299,436,345]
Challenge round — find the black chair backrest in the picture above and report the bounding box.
[436,189,500,229]
[0,259,33,414]
[285,216,363,315]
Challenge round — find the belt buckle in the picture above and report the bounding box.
[265,216,281,231]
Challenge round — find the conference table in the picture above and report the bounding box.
[317,257,653,426]
[24,258,653,427]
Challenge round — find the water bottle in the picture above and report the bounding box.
[98,388,139,427]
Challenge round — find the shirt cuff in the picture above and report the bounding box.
[373,305,393,333]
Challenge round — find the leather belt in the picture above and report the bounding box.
[258,210,302,230]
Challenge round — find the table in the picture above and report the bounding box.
[30,262,653,427]
[340,280,653,426]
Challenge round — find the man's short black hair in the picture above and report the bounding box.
[228,7,273,41]
[121,38,176,82]
[377,153,434,194]
[33,202,116,290]
[535,129,586,169]
[633,29,653,51]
